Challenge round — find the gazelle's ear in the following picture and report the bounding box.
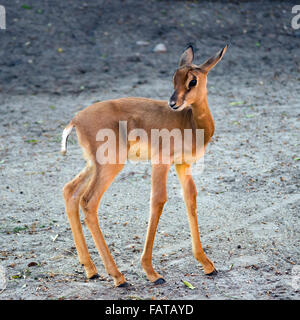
[179,45,194,67]
[199,44,228,73]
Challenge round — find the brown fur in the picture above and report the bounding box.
[62,45,227,286]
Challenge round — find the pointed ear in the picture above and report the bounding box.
[179,45,194,67]
[199,44,228,73]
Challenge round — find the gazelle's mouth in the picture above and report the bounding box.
[169,101,186,111]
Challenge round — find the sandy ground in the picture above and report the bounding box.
[0,0,300,300]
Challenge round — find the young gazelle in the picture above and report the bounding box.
[62,45,228,287]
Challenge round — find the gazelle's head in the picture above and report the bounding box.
[169,44,228,111]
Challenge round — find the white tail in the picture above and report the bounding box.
[61,122,74,155]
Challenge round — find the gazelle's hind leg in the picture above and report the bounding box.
[63,165,98,279]
[80,163,127,287]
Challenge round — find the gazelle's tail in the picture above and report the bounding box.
[61,122,74,155]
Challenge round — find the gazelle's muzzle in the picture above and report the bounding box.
[168,91,178,109]
[169,91,186,111]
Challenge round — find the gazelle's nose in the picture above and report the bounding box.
[169,100,176,108]
[169,91,178,109]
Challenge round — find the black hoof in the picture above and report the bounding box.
[117,281,130,288]
[89,273,100,280]
[154,278,166,285]
[206,269,218,276]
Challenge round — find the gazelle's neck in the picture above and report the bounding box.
[191,96,215,144]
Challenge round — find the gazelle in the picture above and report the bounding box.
[62,45,228,287]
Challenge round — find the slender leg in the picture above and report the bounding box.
[175,163,216,275]
[141,164,170,283]
[63,166,98,278]
[80,164,127,287]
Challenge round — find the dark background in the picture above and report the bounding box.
[0,0,299,95]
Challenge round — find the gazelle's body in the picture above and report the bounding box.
[66,97,214,164]
[62,45,227,287]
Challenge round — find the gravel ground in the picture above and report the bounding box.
[0,0,299,300]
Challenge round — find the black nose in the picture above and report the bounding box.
[169,91,178,108]
[169,100,176,108]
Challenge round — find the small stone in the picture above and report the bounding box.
[136,40,149,46]
[28,262,38,267]
[153,43,167,53]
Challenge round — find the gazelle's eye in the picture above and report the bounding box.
[189,79,197,88]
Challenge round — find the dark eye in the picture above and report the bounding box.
[189,79,197,88]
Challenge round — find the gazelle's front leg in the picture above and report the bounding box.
[141,164,170,284]
[175,163,216,275]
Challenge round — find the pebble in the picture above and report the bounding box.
[153,43,167,53]
[136,40,149,46]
